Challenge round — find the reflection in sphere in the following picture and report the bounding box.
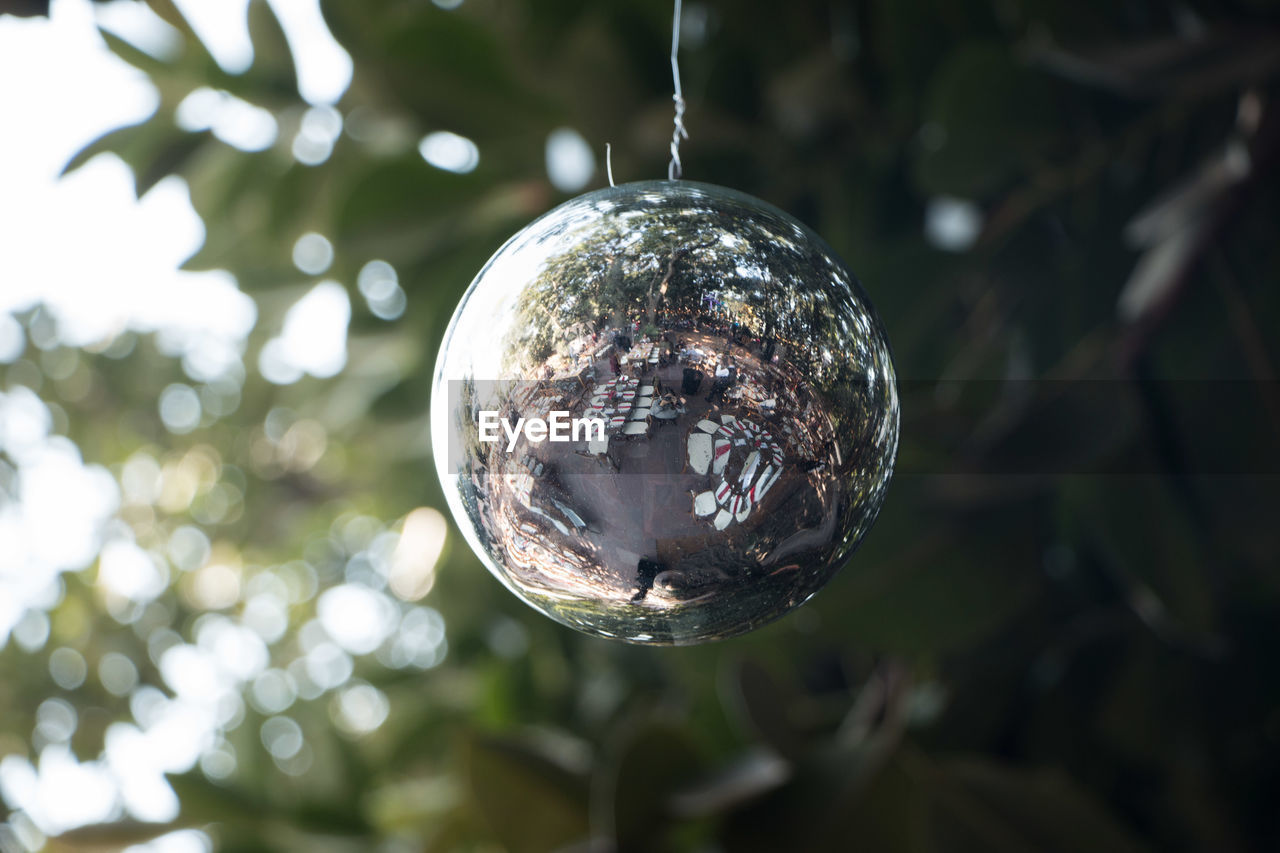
[432,181,898,644]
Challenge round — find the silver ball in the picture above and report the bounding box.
[433,180,898,644]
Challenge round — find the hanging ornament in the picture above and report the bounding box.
[430,3,898,645]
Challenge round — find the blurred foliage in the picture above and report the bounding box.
[4,0,1280,850]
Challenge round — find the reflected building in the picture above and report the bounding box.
[433,181,898,644]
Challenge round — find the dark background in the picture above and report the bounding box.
[3,0,1280,850]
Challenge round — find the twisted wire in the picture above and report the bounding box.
[667,0,688,180]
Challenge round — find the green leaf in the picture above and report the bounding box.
[829,518,1039,655]
[143,0,197,40]
[925,758,1147,853]
[725,659,807,760]
[720,748,925,853]
[60,106,213,197]
[244,0,298,97]
[466,734,591,853]
[334,154,485,242]
[602,719,702,851]
[1064,476,1217,635]
[915,44,1064,196]
[51,821,183,849]
[98,28,178,78]
[167,771,268,827]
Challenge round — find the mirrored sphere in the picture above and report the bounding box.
[432,181,898,644]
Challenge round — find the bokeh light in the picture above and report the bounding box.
[545,127,595,193]
[418,131,480,174]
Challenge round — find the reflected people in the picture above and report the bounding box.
[432,181,898,644]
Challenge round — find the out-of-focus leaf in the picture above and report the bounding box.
[183,139,279,229]
[326,2,553,134]
[167,771,267,827]
[926,373,1140,495]
[724,658,806,760]
[669,748,790,817]
[266,162,327,237]
[915,44,1063,196]
[466,734,591,853]
[721,746,924,853]
[925,758,1147,853]
[60,120,150,177]
[143,0,196,40]
[333,155,488,243]
[0,0,52,17]
[831,523,1039,655]
[244,0,298,97]
[1032,31,1280,99]
[1118,144,1248,322]
[601,719,702,851]
[51,820,183,849]
[1063,475,1217,638]
[60,119,211,196]
[135,132,211,195]
[98,28,176,78]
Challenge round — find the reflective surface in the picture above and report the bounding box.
[432,181,898,644]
